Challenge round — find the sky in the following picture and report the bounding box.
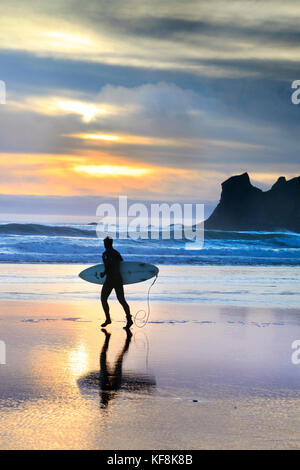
[0,0,300,214]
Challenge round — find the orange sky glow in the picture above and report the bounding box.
[0,152,198,198]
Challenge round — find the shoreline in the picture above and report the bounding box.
[0,263,300,309]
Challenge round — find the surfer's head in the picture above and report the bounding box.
[104,236,113,249]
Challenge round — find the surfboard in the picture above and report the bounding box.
[79,261,159,285]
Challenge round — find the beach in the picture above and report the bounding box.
[1,264,300,449]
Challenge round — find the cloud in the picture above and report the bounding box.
[1,81,276,157]
[1,1,300,201]
[2,0,300,79]
[1,80,299,178]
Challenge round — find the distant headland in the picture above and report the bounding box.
[205,172,300,232]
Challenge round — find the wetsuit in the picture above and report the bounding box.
[101,248,130,319]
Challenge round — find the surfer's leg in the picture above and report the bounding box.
[115,283,132,326]
[101,282,113,326]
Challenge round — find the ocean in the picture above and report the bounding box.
[1,222,300,265]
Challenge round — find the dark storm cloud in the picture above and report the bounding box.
[102,15,300,47]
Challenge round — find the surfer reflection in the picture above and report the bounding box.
[99,328,131,408]
[100,236,133,329]
[77,329,156,410]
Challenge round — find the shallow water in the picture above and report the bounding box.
[0,264,300,308]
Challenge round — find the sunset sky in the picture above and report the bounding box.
[0,0,300,212]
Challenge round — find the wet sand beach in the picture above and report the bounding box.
[1,265,300,449]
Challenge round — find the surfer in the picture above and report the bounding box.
[100,236,133,329]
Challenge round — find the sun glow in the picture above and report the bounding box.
[66,133,179,146]
[68,344,89,378]
[74,164,152,177]
[79,134,120,142]
[45,31,93,49]
[10,96,108,122]
[55,100,105,122]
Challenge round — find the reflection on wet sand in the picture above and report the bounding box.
[77,329,156,409]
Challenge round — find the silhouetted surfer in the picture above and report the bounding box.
[100,236,133,329]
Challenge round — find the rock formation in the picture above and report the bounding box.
[205,172,300,232]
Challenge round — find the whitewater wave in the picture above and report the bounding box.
[0,223,300,265]
[0,223,95,237]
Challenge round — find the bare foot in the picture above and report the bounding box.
[124,316,133,329]
[101,319,111,328]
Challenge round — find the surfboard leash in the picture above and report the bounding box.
[133,273,158,328]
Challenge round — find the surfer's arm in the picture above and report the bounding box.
[101,254,108,277]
